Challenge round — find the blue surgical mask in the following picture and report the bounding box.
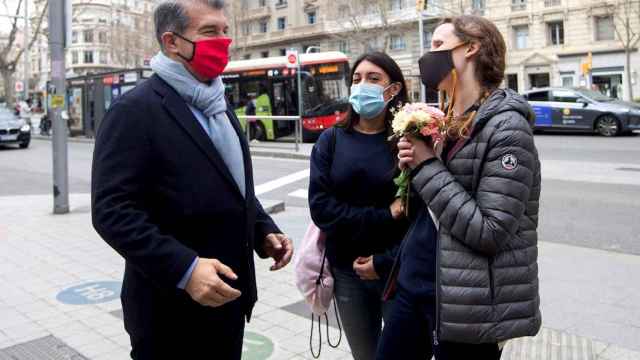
[349,83,394,119]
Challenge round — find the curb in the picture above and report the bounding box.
[258,200,286,215]
[33,135,312,160]
[32,135,95,144]
[250,149,311,161]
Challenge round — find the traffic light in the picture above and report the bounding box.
[581,52,593,75]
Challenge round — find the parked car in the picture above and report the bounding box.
[523,87,640,136]
[0,108,31,148]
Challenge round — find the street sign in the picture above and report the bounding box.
[15,81,24,93]
[51,95,65,108]
[286,50,299,69]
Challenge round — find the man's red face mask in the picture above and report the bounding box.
[174,33,232,79]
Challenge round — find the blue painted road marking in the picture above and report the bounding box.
[57,281,121,305]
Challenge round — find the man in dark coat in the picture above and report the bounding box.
[91,1,293,359]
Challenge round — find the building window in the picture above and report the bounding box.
[259,0,266,6]
[71,51,78,65]
[307,11,317,25]
[366,38,382,52]
[72,31,78,44]
[391,0,404,10]
[595,16,615,41]
[261,51,269,58]
[390,35,406,50]
[513,25,529,49]
[275,0,287,8]
[83,30,93,43]
[562,76,574,87]
[243,54,251,60]
[98,31,107,44]
[472,0,485,15]
[99,51,108,64]
[544,0,561,6]
[511,0,526,11]
[548,22,564,45]
[338,40,349,53]
[242,23,250,36]
[259,20,268,33]
[280,48,287,56]
[84,50,94,64]
[277,17,286,30]
[507,74,519,92]
[424,29,433,49]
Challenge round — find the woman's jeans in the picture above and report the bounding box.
[332,266,388,360]
[376,288,503,360]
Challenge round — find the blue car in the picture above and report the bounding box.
[523,87,640,136]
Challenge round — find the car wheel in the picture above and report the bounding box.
[595,115,620,137]
[19,141,29,149]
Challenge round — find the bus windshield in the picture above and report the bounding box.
[222,51,350,141]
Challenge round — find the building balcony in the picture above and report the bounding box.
[235,23,327,47]
[240,6,272,21]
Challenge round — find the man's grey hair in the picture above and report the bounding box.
[154,0,226,48]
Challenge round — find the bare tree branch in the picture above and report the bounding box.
[8,0,49,70]
[0,0,23,63]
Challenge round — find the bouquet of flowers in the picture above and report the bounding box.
[390,103,447,216]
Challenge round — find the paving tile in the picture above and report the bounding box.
[0,335,88,360]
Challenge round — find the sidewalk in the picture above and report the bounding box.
[0,194,639,359]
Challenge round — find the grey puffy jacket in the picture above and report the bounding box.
[412,88,542,344]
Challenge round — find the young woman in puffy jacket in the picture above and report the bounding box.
[377,15,542,360]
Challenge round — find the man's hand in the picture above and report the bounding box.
[398,136,436,170]
[389,198,405,220]
[263,233,293,271]
[353,256,380,280]
[185,258,242,307]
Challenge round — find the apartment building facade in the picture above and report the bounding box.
[229,0,640,101]
[29,0,158,94]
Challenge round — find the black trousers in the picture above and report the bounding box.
[376,289,502,360]
[127,302,246,360]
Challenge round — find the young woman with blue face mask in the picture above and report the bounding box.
[308,52,410,360]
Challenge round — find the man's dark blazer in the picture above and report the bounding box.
[91,74,280,356]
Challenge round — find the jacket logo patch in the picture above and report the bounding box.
[501,154,518,171]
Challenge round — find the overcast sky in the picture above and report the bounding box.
[0,0,38,33]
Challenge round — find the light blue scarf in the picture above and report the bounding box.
[150,52,246,197]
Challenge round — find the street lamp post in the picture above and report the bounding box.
[48,0,70,214]
[24,0,29,102]
[418,10,426,102]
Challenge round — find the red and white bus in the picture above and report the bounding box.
[223,51,350,142]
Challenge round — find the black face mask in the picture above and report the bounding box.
[418,43,467,91]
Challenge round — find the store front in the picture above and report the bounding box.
[592,71,624,99]
[557,50,639,101]
[55,69,152,137]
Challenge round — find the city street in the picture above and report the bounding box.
[0,133,639,359]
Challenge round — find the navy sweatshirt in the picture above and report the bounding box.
[309,127,408,277]
[396,178,439,298]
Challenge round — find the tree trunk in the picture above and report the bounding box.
[1,68,16,107]
[625,47,634,101]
